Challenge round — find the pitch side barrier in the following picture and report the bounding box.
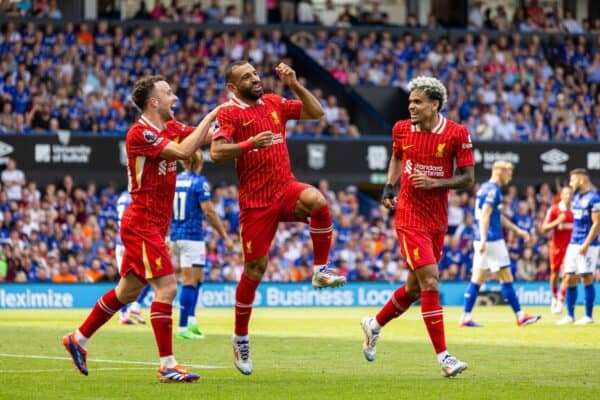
[0,282,599,309]
[0,134,598,188]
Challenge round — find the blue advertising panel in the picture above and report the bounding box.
[2,282,600,310]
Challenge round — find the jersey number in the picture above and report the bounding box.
[173,192,187,221]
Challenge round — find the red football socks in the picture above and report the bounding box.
[150,301,173,357]
[79,288,124,338]
[235,273,261,336]
[310,205,333,265]
[421,290,447,354]
[375,285,416,327]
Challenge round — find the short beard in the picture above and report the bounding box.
[240,86,263,101]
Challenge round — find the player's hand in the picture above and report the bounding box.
[578,245,588,256]
[381,183,398,209]
[557,213,566,223]
[479,241,486,254]
[518,229,530,242]
[223,237,235,252]
[410,171,437,189]
[275,63,298,87]
[251,131,274,148]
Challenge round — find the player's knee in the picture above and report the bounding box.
[244,258,268,280]
[419,275,439,291]
[303,189,327,212]
[309,202,331,223]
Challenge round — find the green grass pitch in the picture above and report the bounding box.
[0,306,598,400]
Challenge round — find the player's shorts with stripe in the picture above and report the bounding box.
[171,240,206,268]
[472,240,511,273]
[240,181,311,261]
[120,224,174,283]
[396,226,445,269]
[549,246,567,274]
[115,244,125,270]
[564,244,599,275]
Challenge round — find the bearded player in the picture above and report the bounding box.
[210,61,346,375]
[63,75,221,382]
[360,76,472,377]
[541,186,574,314]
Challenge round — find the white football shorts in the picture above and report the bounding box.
[564,244,599,275]
[171,240,207,268]
[472,240,511,273]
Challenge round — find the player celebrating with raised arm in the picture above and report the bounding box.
[211,61,346,375]
[459,161,541,328]
[171,150,234,340]
[360,76,473,378]
[556,169,600,325]
[541,186,574,314]
[63,75,221,383]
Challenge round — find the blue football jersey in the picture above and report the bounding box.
[170,171,211,241]
[116,191,131,246]
[570,190,600,246]
[474,181,504,242]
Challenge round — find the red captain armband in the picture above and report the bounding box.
[239,138,255,154]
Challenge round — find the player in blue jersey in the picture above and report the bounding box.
[460,161,541,327]
[115,190,152,325]
[556,169,600,325]
[171,151,234,339]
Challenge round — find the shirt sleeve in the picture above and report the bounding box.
[166,120,194,137]
[391,122,403,158]
[278,96,302,121]
[455,126,475,167]
[195,176,211,203]
[591,193,600,213]
[212,107,236,142]
[126,126,170,158]
[483,187,497,207]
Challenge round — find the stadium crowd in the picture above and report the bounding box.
[290,27,600,141]
[0,7,599,140]
[0,20,360,138]
[2,161,598,284]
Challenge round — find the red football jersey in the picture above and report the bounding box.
[545,202,573,251]
[392,116,474,231]
[213,94,302,209]
[124,116,194,235]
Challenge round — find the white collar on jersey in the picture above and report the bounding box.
[230,95,264,109]
[139,115,162,131]
[411,114,447,134]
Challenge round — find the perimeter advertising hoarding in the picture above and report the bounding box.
[1,282,599,309]
[0,135,597,188]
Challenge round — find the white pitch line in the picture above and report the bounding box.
[0,367,150,373]
[0,353,225,369]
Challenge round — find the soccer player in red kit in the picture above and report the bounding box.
[541,185,574,314]
[63,75,221,382]
[210,61,346,375]
[360,76,473,377]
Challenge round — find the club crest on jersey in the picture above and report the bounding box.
[435,143,446,158]
[143,130,157,143]
[413,247,420,261]
[271,111,280,125]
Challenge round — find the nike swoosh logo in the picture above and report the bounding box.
[402,145,414,150]
[243,119,254,127]
[431,319,443,325]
